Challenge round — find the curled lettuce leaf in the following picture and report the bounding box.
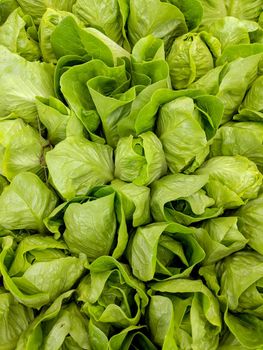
[196,155,262,209]
[77,256,148,328]
[0,172,57,233]
[36,96,72,145]
[150,173,222,225]
[167,32,221,89]
[0,235,85,308]
[114,131,167,186]
[111,179,150,227]
[0,8,40,61]
[46,136,114,200]
[149,279,222,350]
[157,95,223,174]
[129,222,205,282]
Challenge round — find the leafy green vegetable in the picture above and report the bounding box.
[0,172,57,233]
[0,1,263,349]
[46,136,114,200]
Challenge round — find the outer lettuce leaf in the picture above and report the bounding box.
[210,121,263,172]
[0,45,54,125]
[149,279,222,350]
[36,96,72,145]
[72,0,125,45]
[0,119,49,181]
[127,0,187,48]
[207,17,251,50]
[0,289,33,350]
[45,136,114,200]
[114,131,167,186]
[0,175,8,195]
[111,179,151,227]
[77,256,148,328]
[236,193,263,254]
[0,172,57,233]
[157,95,223,174]
[51,16,129,66]
[167,32,221,89]
[0,235,85,308]
[129,222,205,281]
[196,217,247,265]
[196,155,262,209]
[16,0,76,24]
[150,173,222,225]
[0,8,40,61]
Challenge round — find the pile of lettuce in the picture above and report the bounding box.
[0,0,263,349]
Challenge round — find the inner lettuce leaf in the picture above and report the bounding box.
[0,235,85,308]
[0,45,54,125]
[77,256,148,328]
[45,136,114,200]
[149,279,222,350]
[0,7,40,61]
[167,32,221,89]
[196,155,262,209]
[114,131,167,186]
[150,173,222,225]
[157,95,223,174]
[0,172,57,233]
[128,221,205,282]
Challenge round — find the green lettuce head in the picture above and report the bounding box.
[45,184,150,260]
[77,256,148,328]
[150,173,222,225]
[148,279,222,350]
[16,290,91,350]
[157,95,223,174]
[210,121,263,172]
[0,235,85,308]
[46,136,114,200]
[114,131,167,186]
[196,155,262,209]
[128,222,205,282]
[167,32,221,89]
[200,251,263,349]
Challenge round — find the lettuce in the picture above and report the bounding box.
[1,1,263,349]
